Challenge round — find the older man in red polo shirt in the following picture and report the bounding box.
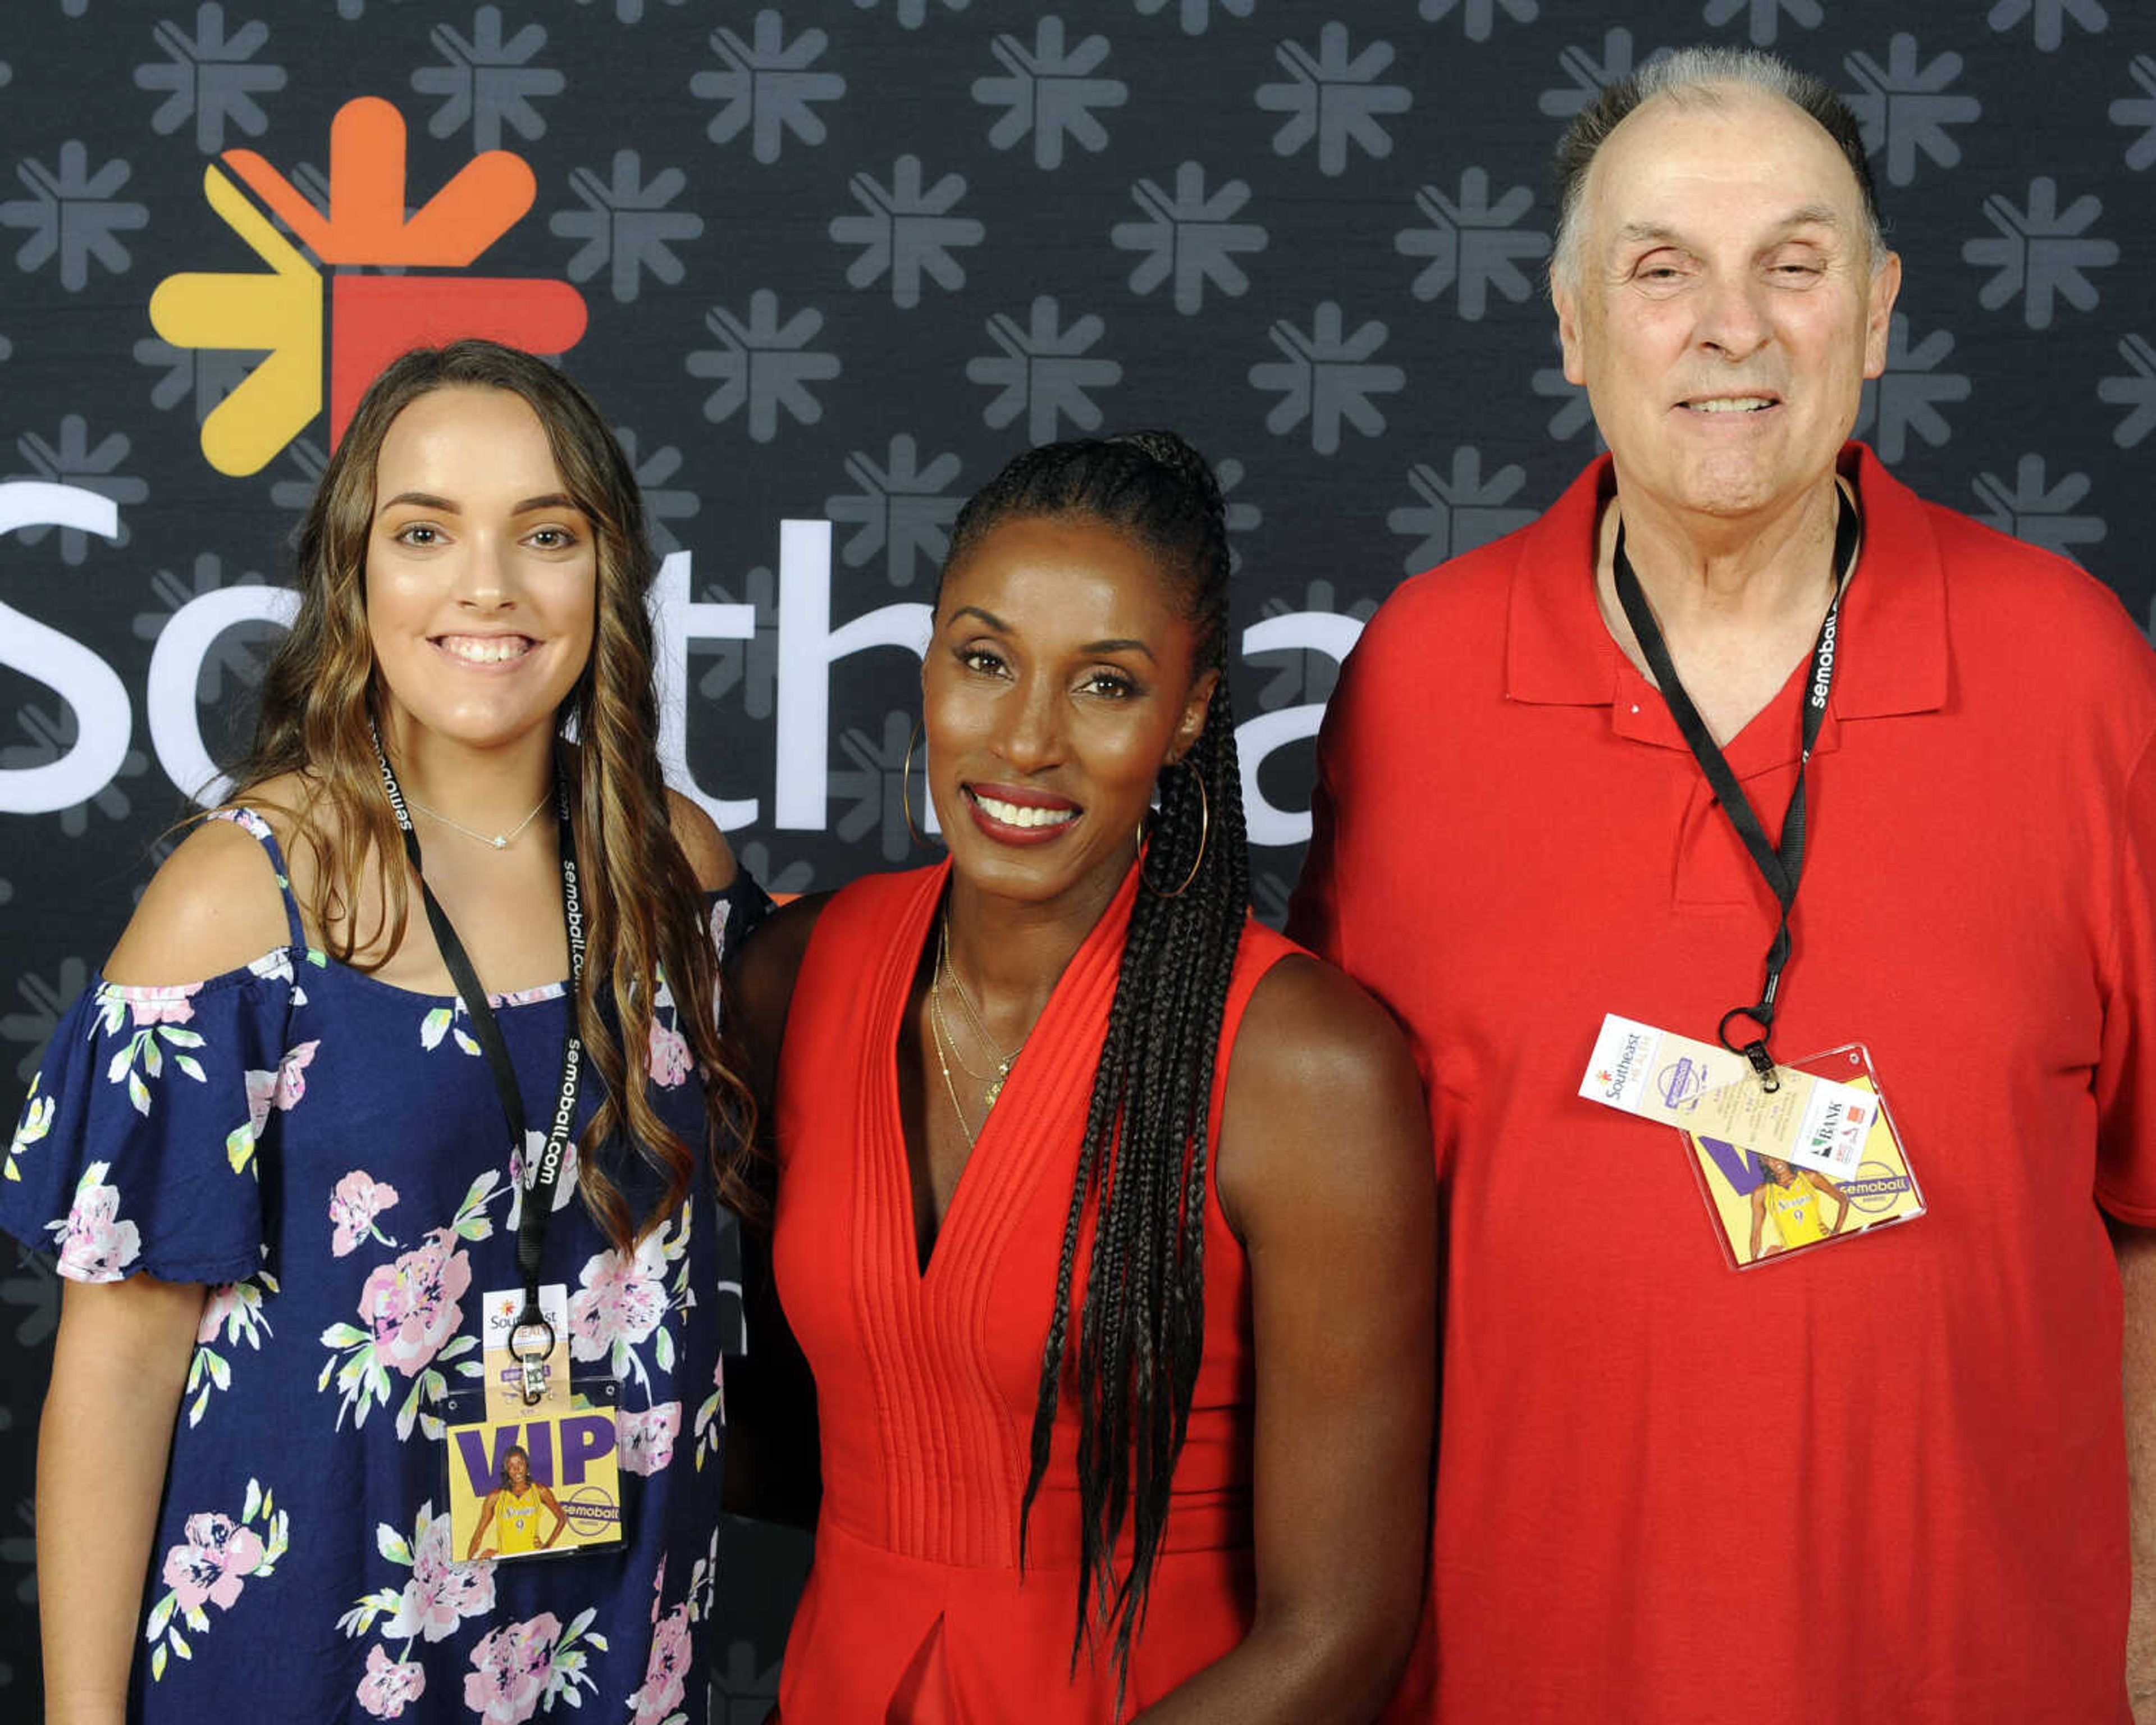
[1293,45,2156,1725]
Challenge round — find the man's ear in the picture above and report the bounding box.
[1555,279,1588,388]
[1862,251,1903,380]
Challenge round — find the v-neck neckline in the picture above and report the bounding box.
[884,860,1141,1284]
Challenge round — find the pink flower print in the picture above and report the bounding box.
[51,1164,140,1283]
[328,1170,400,1257]
[243,1040,320,1137]
[628,1601,693,1725]
[124,983,200,1027]
[385,1509,495,1642]
[357,1229,472,1376]
[197,1283,240,1343]
[463,1611,561,1724]
[567,1238,668,1363]
[159,1512,265,1613]
[646,1017,692,1088]
[618,1402,682,1477]
[356,1644,427,1718]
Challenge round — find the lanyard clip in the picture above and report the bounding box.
[1718,1006,1782,1094]
[508,1297,555,1407]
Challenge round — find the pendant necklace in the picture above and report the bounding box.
[934,913,1025,1106]
[403,787,554,851]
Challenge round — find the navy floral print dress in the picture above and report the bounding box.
[1,809,768,1723]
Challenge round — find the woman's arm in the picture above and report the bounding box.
[1141,955,1437,1724]
[466,1493,500,1560]
[40,1275,205,1725]
[43,820,283,1723]
[1749,1186,1770,1258]
[538,1486,567,1549]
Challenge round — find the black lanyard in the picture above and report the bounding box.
[372,727,583,1402]
[1610,491,1860,1092]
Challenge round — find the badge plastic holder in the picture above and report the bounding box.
[435,1375,627,1562]
[1685,1042,1926,1271]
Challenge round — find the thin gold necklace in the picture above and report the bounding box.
[935,914,1023,1104]
[403,787,552,851]
[926,979,979,1148]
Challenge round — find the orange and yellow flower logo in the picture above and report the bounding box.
[150,96,587,476]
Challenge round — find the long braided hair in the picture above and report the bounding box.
[937,431,1249,1685]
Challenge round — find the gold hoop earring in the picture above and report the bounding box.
[1143,760,1208,899]
[902,722,927,848]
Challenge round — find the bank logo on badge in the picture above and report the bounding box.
[149,96,588,476]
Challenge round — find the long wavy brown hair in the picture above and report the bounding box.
[222,339,756,1247]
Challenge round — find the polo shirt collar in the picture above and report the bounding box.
[1503,442,1948,723]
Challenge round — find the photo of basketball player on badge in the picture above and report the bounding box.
[439,1380,626,1560]
[1687,1044,1927,1270]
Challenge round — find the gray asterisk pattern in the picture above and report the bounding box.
[1418,0,1540,43]
[1255,25,1412,178]
[1386,449,1539,572]
[2,959,90,1086]
[833,711,923,862]
[410,6,563,148]
[1249,303,1405,455]
[2113,56,2156,171]
[267,437,330,515]
[1110,162,1267,314]
[1,1250,57,1350]
[967,295,1122,442]
[826,436,966,587]
[1538,30,1658,120]
[614,427,700,556]
[1987,0,2108,53]
[550,151,704,303]
[852,0,970,26]
[1530,331,1601,446]
[1963,178,2118,330]
[133,3,286,153]
[1216,456,1262,574]
[830,157,984,308]
[131,337,253,421]
[691,14,846,165]
[1395,170,1550,321]
[1702,0,1822,49]
[974,18,1127,172]
[1856,315,1971,462]
[1845,35,1981,185]
[0,717,149,838]
[696,568,779,719]
[1249,581,1376,710]
[129,554,275,705]
[686,291,842,442]
[8,418,145,562]
[575,0,687,22]
[1971,455,2107,561]
[1,143,148,291]
[2098,336,2156,449]
[1132,0,1254,35]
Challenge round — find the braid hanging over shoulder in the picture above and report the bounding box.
[940,430,1250,1693]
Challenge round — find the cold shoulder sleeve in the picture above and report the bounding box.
[2,947,308,1286]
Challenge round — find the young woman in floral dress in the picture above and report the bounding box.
[6,341,765,1724]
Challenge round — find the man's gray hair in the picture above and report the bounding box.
[1547,47,1888,291]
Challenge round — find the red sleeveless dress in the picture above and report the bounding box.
[770,861,1294,1722]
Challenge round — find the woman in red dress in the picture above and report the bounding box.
[731,432,1436,1722]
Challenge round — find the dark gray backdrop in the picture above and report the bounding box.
[3,0,2150,1713]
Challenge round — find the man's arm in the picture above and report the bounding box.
[2116,1216,2156,1721]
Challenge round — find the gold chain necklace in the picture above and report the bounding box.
[925,975,979,1148]
[935,914,1023,1104]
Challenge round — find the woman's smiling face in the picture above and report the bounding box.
[924,513,1214,912]
[365,385,597,761]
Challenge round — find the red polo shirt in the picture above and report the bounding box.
[1293,446,2156,1723]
